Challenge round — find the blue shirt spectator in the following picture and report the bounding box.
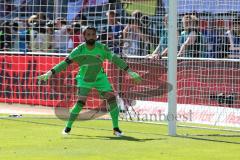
[202,20,228,58]
[122,10,150,56]
[178,15,204,58]
[151,15,168,58]
[102,10,124,54]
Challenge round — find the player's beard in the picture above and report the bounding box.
[86,39,96,45]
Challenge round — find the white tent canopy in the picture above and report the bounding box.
[162,0,240,13]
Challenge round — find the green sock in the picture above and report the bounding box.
[109,102,119,129]
[66,101,84,128]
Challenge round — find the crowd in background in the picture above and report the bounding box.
[0,0,240,59]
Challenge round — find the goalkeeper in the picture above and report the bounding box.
[38,26,142,137]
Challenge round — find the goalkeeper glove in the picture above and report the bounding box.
[127,69,142,83]
[37,70,52,83]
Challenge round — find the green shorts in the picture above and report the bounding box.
[76,74,113,92]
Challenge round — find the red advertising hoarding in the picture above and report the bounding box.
[0,54,239,108]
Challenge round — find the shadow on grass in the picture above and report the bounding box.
[3,118,240,144]
[185,134,240,137]
[65,134,166,142]
[2,117,167,136]
[177,134,240,145]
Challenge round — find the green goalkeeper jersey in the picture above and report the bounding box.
[52,42,128,82]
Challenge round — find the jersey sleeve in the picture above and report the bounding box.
[103,44,115,60]
[51,45,82,75]
[68,45,82,61]
[103,44,129,71]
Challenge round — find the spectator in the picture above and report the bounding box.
[107,0,124,15]
[102,10,124,54]
[67,22,84,51]
[36,12,48,23]
[10,19,19,50]
[28,15,38,51]
[151,14,169,58]
[0,21,12,51]
[31,27,51,52]
[52,17,70,53]
[72,14,88,33]
[28,13,52,52]
[122,10,149,56]
[28,14,38,26]
[203,19,229,58]
[12,19,30,53]
[138,14,152,55]
[155,0,166,16]
[225,17,240,59]
[178,14,204,57]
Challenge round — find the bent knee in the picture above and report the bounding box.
[77,96,87,105]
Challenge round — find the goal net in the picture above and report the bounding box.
[0,0,239,133]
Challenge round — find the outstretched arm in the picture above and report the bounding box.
[37,57,73,82]
[112,55,142,83]
[38,47,80,82]
[105,46,142,83]
[51,57,73,75]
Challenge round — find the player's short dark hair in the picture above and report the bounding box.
[83,26,97,35]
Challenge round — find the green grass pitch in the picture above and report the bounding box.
[0,115,240,160]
